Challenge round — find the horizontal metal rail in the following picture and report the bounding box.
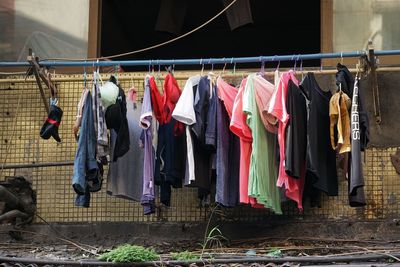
[2,49,399,68]
[0,161,74,169]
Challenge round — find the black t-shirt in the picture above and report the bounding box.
[285,79,307,179]
[301,73,338,196]
[189,76,215,200]
[349,78,366,207]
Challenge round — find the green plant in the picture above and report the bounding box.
[170,250,199,261]
[199,204,228,258]
[98,244,159,263]
[266,248,283,258]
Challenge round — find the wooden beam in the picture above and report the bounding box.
[88,0,102,58]
[321,0,334,66]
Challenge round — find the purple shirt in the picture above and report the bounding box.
[140,76,156,214]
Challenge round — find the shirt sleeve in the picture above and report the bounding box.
[205,85,217,150]
[140,78,153,129]
[242,75,254,126]
[172,76,199,125]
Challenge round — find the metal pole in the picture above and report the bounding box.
[4,49,399,68]
[1,161,74,169]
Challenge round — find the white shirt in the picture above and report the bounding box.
[172,75,201,185]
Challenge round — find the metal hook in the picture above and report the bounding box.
[96,59,99,75]
[115,65,120,84]
[83,60,87,88]
[274,55,280,71]
[200,59,204,76]
[340,51,344,65]
[259,56,265,75]
[222,58,227,74]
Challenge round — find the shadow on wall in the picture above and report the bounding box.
[0,10,87,61]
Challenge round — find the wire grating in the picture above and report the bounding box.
[0,72,397,223]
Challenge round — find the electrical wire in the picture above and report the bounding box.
[41,0,238,62]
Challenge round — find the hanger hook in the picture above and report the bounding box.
[83,60,87,87]
[340,51,344,64]
[222,58,227,74]
[274,55,280,71]
[259,56,265,74]
[300,58,303,72]
[96,59,99,74]
[207,58,212,72]
[200,58,204,76]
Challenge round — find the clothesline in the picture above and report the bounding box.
[1,49,400,68]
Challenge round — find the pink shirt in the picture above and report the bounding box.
[216,77,238,118]
[230,78,262,208]
[253,75,278,134]
[267,70,304,210]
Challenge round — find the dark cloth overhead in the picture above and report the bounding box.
[155,0,253,34]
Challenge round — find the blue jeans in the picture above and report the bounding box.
[72,92,98,207]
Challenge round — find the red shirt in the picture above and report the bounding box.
[230,78,263,208]
[268,70,304,210]
[149,73,181,125]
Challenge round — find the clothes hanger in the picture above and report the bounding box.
[275,56,280,72]
[95,59,104,86]
[148,61,152,75]
[115,65,120,85]
[292,55,297,73]
[341,51,344,65]
[156,61,161,82]
[207,58,215,77]
[259,56,265,77]
[200,58,204,76]
[221,59,227,77]
[83,61,87,89]
[300,58,304,81]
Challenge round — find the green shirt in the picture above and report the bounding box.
[243,74,282,214]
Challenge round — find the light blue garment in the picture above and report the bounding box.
[72,92,98,207]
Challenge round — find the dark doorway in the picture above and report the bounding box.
[101,0,321,70]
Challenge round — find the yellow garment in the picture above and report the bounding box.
[329,91,351,154]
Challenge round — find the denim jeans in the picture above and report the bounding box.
[72,92,98,207]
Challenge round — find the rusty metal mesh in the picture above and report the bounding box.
[0,72,397,222]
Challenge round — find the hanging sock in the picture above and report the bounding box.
[40,103,63,142]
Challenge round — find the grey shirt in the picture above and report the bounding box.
[107,98,143,201]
